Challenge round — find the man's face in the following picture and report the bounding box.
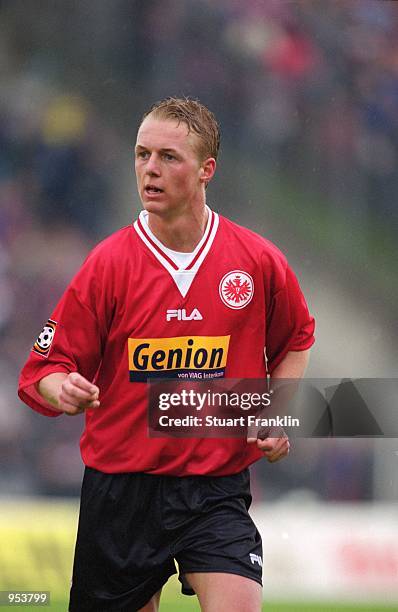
[135,115,210,217]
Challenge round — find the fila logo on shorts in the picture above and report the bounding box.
[219,270,254,309]
[32,319,57,357]
[249,553,263,567]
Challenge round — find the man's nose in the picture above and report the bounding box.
[145,154,160,176]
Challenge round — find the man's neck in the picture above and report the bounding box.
[147,205,208,252]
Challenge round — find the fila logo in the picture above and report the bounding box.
[166,308,203,322]
[249,553,263,568]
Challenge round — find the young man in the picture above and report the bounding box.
[19,97,315,612]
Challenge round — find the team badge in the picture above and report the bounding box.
[219,270,254,310]
[33,319,57,357]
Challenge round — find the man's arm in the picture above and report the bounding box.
[271,348,310,379]
[36,372,100,415]
[247,349,311,462]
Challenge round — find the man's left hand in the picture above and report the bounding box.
[247,428,290,463]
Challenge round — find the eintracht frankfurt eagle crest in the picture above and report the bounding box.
[219,270,254,310]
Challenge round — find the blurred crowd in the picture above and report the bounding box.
[105,0,398,225]
[0,85,117,495]
[1,0,396,499]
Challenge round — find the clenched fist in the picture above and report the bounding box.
[37,371,100,415]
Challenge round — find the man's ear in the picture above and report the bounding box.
[199,158,216,185]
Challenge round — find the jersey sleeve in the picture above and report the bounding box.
[18,246,113,417]
[265,261,315,372]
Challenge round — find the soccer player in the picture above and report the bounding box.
[19,97,315,612]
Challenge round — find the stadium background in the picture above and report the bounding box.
[0,1,397,610]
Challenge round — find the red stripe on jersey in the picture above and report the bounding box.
[185,210,215,270]
[137,216,179,270]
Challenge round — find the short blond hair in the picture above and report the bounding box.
[141,96,220,161]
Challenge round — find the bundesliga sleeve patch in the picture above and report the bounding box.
[32,319,57,357]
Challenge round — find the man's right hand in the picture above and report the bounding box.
[37,372,100,415]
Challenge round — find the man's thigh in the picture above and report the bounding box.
[69,468,176,612]
[185,572,262,612]
[174,470,263,598]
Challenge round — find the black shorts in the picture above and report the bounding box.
[69,467,263,611]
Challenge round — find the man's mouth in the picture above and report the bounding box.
[145,185,163,194]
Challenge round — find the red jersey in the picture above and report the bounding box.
[18,209,315,476]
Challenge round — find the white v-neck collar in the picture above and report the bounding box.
[133,206,219,297]
[141,212,193,268]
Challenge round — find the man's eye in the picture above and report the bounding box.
[137,151,149,159]
[164,153,175,161]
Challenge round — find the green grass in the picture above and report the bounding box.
[3,503,397,612]
[7,575,396,611]
[16,599,398,612]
